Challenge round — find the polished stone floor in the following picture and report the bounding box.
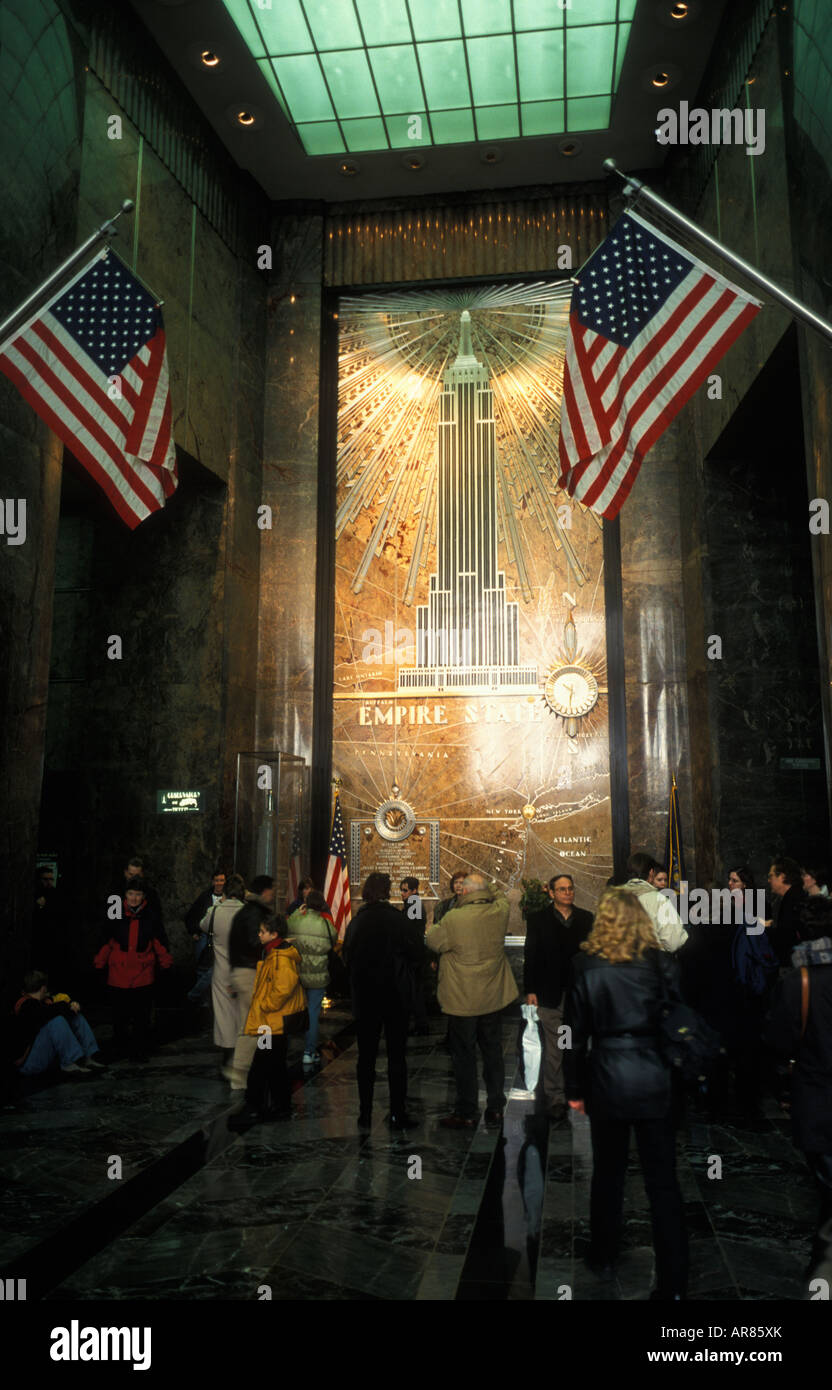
[0,1003,817,1301]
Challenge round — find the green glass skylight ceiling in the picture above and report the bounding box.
[222,0,636,156]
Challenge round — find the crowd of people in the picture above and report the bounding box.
[7,847,832,1298]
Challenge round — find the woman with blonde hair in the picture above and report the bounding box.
[565,887,688,1300]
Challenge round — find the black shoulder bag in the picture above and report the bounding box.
[202,905,218,969]
[654,952,723,1082]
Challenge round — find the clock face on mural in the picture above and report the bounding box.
[332,283,613,921]
[544,666,600,718]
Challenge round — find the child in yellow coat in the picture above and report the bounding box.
[228,916,306,1130]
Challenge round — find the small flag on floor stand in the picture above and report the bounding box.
[664,773,686,894]
[324,792,352,940]
[0,249,177,527]
[286,820,302,912]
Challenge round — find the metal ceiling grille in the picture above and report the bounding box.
[222,0,636,156]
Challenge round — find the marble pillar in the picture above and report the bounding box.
[256,215,324,770]
[618,423,696,879]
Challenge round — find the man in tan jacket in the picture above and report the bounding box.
[425,873,518,1129]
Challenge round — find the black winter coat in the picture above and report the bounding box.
[770,886,807,966]
[343,900,422,1019]
[565,948,681,1120]
[523,904,593,1008]
[184,887,217,936]
[229,898,271,969]
[106,880,167,946]
[763,945,832,1152]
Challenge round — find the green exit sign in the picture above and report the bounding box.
[156,789,204,814]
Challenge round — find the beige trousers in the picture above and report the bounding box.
[228,967,257,1089]
[537,1002,566,1107]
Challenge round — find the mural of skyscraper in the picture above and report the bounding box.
[398,311,539,694]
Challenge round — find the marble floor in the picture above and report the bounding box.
[0,1004,818,1302]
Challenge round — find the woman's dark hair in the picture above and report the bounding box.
[262,912,288,937]
[299,876,315,891]
[361,872,391,903]
[250,875,274,895]
[125,877,147,895]
[305,890,329,914]
[802,865,828,887]
[23,969,48,994]
[225,873,246,900]
[626,852,660,881]
[729,866,756,891]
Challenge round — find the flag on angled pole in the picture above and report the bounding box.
[0,249,177,528]
[557,210,761,519]
[664,772,686,896]
[324,792,352,940]
[286,819,302,912]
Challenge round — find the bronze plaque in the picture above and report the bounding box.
[350,820,440,901]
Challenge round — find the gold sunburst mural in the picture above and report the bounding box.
[333,283,613,924]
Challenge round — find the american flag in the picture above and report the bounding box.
[323,793,352,940]
[0,250,177,528]
[558,211,760,519]
[286,820,302,912]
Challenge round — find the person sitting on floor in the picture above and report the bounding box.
[11,970,105,1078]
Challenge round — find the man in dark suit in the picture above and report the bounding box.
[524,873,593,1122]
[768,857,807,966]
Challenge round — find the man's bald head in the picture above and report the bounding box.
[460,873,488,896]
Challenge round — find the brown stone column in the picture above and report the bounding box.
[618,423,696,879]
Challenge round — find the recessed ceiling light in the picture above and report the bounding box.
[200,50,220,68]
[338,160,360,177]
[402,154,425,171]
[479,147,502,165]
[559,138,582,157]
[655,0,699,27]
[641,61,680,91]
[237,110,255,125]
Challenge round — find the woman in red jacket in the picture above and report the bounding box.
[94,878,173,1061]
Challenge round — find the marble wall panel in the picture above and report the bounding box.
[0,0,84,999]
[618,430,696,875]
[256,214,324,774]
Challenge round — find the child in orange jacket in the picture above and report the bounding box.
[228,914,305,1129]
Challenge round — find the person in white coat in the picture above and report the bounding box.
[621,853,688,954]
[201,873,246,1061]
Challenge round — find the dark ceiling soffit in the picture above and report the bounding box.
[129,0,727,204]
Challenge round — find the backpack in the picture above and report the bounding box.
[731,925,778,997]
[653,952,723,1081]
